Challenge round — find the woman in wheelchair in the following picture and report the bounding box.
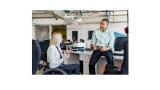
[46,32,80,75]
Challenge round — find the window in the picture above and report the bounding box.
[72,31,78,42]
[88,31,94,40]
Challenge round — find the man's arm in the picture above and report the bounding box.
[91,31,96,50]
[91,44,96,50]
[98,46,111,52]
[108,32,115,51]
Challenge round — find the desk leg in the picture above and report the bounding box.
[82,55,90,74]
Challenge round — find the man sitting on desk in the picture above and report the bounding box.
[89,19,115,74]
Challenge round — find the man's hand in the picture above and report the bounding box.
[98,47,110,52]
[91,44,96,50]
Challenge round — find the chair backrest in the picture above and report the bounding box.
[114,37,128,51]
[39,40,50,61]
[114,32,128,51]
[32,40,41,74]
[121,40,128,74]
[44,40,50,52]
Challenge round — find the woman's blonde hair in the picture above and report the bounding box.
[50,32,62,45]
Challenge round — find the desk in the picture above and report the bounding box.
[64,51,91,74]
[64,50,123,74]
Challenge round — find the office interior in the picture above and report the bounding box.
[32,10,128,75]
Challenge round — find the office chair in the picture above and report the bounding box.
[38,40,49,70]
[120,40,128,74]
[112,36,128,75]
[102,36,128,75]
[114,37,128,51]
[32,40,41,74]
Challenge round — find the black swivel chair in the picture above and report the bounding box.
[113,32,128,62]
[32,40,41,74]
[103,37,128,75]
[121,40,128,74]
[38,40,50,70]
[114,37,128,74]
[114,32,127,52]
[114,37,128,52]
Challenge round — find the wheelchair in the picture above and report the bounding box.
[43,67,67,75]
[32,40,67,75]
[43,63,68,75]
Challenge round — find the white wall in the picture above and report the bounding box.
[34,25,50,41]
[108,23,127,34]
[67,22,127,41]
[32,25,36,40]
[67,24,99,41]
[32,15,128,42]
[32,18,64,25]
[32,18,65,40]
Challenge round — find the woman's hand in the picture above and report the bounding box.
[63,50,73,60]
[63,53,70,60]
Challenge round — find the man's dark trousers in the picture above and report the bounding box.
[89,50,114,74]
